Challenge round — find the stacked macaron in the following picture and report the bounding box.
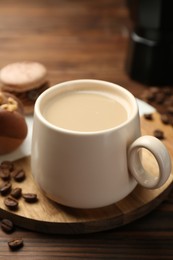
[0,61,49,155]
[0,61,49,114]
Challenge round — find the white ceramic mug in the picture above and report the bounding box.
[31,79,171,209]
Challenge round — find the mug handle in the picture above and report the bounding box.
[128,135,172,189]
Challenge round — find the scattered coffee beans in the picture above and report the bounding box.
[0,161,40,253]
[10,187,22,199]
[1,218,14,234]
[4,196,19,211]
[141,86,173,125]
[8,238,24,251]
[11,169,26,182]
[0,182,12,196]
[22,193,38,203]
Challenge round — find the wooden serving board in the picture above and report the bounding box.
[0,112,173,234]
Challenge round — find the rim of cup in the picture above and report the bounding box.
[34,79,139,136]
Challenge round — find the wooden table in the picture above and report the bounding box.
[0,0,173,259]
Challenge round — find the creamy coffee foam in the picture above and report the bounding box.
[43,90,128,132]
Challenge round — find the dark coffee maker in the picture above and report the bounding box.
[126,0,173,86]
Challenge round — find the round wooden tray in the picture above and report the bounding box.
[0,112,172,234]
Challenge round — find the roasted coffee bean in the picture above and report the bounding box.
[10,187,22,199]
[164,99,173,107]
[8,238,23,251]
[160,114,170,125]
[144,113,153,120]
[163,87,172,95]
[1,218,14,233]
[150,87,160,94]
[0,161,14,172]
[4,197,18,211]
[0,182,12,196]
[145,92,156,102]
[11,169,25,182]
[0,168,11,181]
[22,193,38,203]
[155,93,165,104]
[153,129,165,140]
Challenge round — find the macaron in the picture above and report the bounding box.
[0,91,28,155]
[0,61,49,114]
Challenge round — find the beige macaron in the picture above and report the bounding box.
[0,61,49,114]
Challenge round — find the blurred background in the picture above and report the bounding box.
[0,0,144,97]
[1,0,173,98]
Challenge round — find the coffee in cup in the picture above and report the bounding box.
[42,90,128,132]
[31,79,171,209]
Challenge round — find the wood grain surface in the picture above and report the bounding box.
[1,0,173,259]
